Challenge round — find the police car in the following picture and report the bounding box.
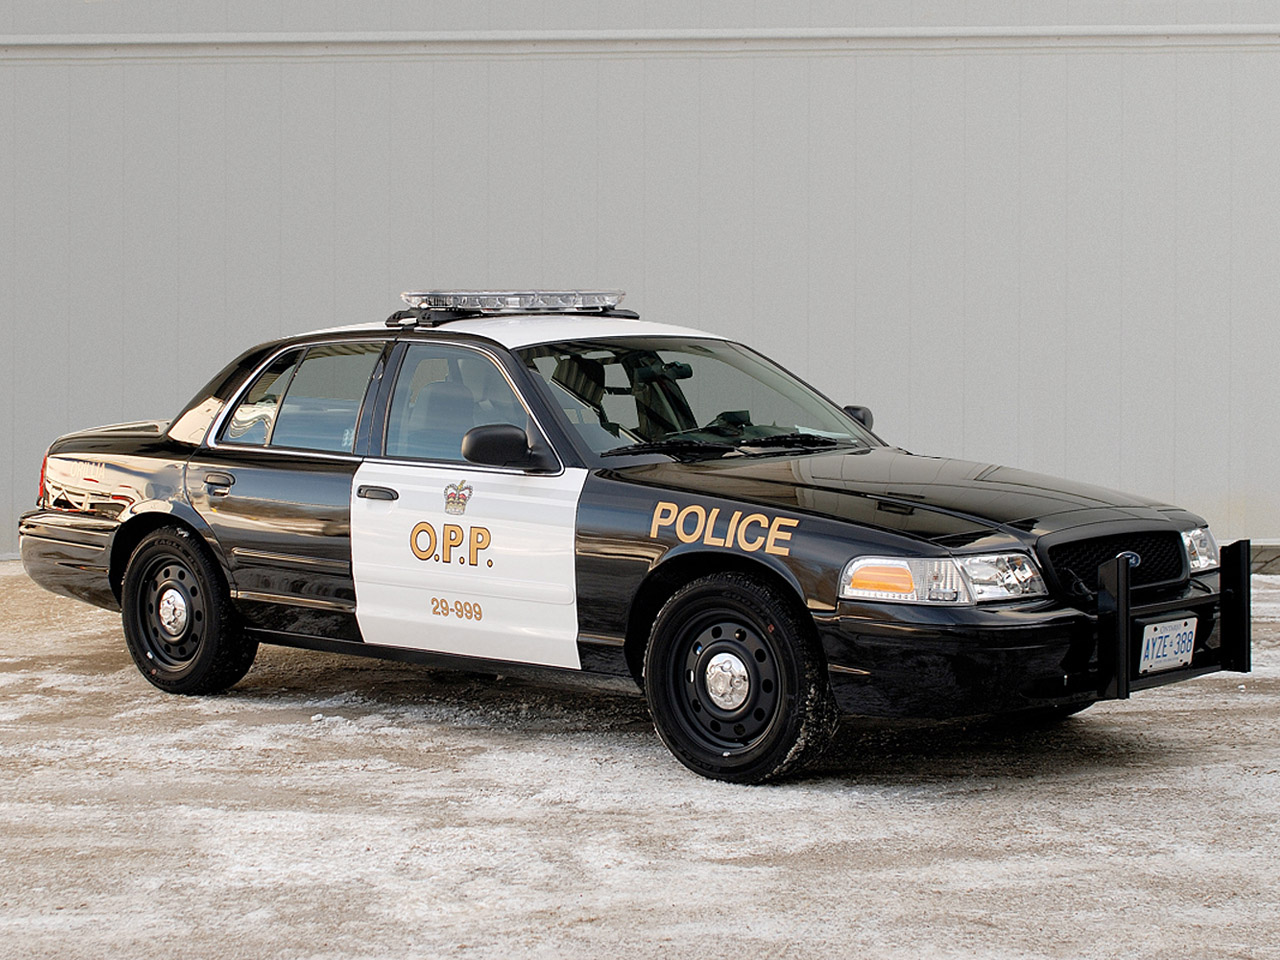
[20,291,1252,783]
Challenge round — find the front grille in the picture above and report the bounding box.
[1044,531,1187,596]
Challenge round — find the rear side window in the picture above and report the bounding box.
[221,343,382,453]
[270,343,383,452]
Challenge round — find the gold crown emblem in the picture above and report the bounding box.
[443,479,473,515]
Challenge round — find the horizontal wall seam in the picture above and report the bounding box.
[4,25,1280,62]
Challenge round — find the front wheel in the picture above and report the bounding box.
[643,572,837,783]
[121,526,257,694]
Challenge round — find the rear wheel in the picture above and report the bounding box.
[643,572,837,783]
[121,527,257,694]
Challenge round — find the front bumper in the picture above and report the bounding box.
[816,539,1252,720]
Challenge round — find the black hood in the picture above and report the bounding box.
[608,447,1194,547]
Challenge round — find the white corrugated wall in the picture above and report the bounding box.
[4,3,1280,555]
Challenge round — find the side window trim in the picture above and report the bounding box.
[371,341,410,460]
[353,342,397,458]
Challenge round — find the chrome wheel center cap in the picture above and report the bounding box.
[705,652,750,711]
[157,588,189,637]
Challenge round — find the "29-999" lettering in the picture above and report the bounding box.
[430,597,483,620]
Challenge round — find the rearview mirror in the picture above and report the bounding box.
[635,361,693,382]
[462,424,558,472]
[843,405,873,430]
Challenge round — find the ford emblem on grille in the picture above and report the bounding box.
[1117,550,1142,568]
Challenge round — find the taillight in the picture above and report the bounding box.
[37,452,48,506]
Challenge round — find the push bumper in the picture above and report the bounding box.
[1095,538,1251,698]
[817,539,1252,720]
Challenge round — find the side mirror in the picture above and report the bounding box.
[462,424,558,472]
[843,405,874,431]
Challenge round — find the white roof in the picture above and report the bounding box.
[439,313,721,348]
[314,313,723,349]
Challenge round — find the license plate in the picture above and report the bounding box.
[1138,618,1197,674]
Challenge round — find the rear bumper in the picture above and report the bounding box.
[19,509,120,611]
[817,539,1252,720]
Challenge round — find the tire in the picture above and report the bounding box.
[121,526,257,694]
[643,572,838,783]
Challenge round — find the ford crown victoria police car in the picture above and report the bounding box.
[20,291,1252,782]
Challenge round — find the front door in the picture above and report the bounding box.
[349,340,586,669]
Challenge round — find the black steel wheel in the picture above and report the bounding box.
[643,572,837,783]
[121,526,257,694]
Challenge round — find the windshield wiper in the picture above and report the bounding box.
[735,433,858,450]
[601,438,736,460]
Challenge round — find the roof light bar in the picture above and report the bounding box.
[400,290,625,314]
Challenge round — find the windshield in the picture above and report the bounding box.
[518,337,877,458]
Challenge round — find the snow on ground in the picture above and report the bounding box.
[1252,575,1280,622]
[1,560,1278,960]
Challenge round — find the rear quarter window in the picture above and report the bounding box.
[221,350,303,446]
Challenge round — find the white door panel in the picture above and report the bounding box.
[350,462,587,668]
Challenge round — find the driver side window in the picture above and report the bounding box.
[383,344,529,462]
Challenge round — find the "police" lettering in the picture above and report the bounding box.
[648,501,798,557]
[410,522,493,567]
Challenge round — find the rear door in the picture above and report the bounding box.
[188,340,388,637]
[350,340,586,668]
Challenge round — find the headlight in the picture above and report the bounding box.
[840,553,1047,604]
[955,553,1049,601]
[1182,527,1219,572]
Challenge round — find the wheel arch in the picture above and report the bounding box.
[108,503,229,603]
[622,549,813,687]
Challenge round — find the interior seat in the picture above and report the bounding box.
[401,379,477,461]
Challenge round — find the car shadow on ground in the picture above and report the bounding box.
[6,637,1184,786]
[803,712,1167,786]
[231,646,657,733]
[224,646,1172,785]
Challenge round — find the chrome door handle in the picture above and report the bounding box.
[204,472,235,496]
[357,485,399,501]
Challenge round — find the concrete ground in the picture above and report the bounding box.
[1,558,1278,960]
